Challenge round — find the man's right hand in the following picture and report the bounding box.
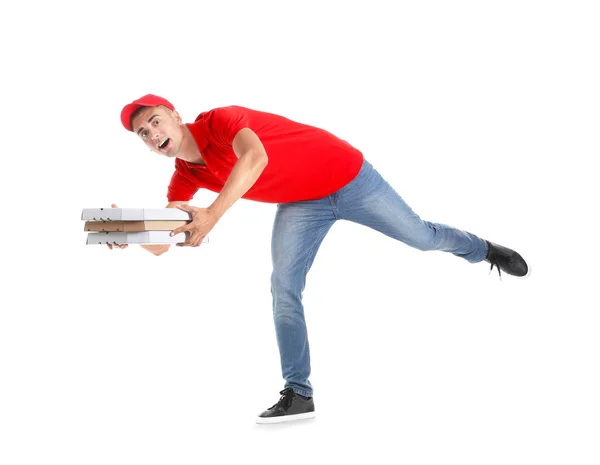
[140,201,188,256]
[107,203,180,256]
[107,203,128,250]
[140,244,171,256]
[140,200,188,256]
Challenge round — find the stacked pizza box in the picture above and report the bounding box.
[82,208,209,245]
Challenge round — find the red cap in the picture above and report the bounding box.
[120,94,175,131]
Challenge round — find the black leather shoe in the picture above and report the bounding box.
[485,240,530,279]
[256,388,316,424]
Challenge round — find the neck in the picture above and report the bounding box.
[177,124,204,164]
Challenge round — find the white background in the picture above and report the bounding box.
[1,1,599,464]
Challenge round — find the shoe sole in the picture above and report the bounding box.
[256,411,316,424]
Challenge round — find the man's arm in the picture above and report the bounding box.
[208,128,268,219]
[166,200,189,209]
[168,128,268,247]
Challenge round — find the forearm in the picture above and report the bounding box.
[209,152,268,218]
[166,201,189,208]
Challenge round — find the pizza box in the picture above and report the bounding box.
[84,220,189,232]
[81,208,191,221]
[86,231,208,245]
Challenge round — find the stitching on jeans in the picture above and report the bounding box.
[302,223,331,283]
[298,222,331,396]
[275,203,333,396]
[328,195,339,219]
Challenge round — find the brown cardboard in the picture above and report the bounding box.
[84,220,189,232]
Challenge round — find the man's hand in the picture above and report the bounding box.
[107,203,172,256]
[170,204,219,247]
[140,244,170,256]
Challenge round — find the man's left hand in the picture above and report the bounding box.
[170,205,219,247]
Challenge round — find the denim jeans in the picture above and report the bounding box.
[270,158,488,397]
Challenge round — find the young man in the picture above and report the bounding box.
[117,94,529,424]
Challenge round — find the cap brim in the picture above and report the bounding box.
[120,95,175,131]
[120,103,143,132]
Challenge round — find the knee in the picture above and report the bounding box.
[271,270,303,309]
[411,221,440,251]
[412,237,434,251]
[417,221,455,251]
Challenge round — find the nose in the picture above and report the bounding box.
[150,132,162,145]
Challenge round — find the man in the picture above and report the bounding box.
[115,94,529,424]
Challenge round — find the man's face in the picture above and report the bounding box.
[131,105,183,157]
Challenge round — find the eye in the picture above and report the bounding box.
[141,130,148,139]
[153,118,160,126]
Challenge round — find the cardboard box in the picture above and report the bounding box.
[84,220,189,232]
[81,208,191,221]
[86,231,209,245]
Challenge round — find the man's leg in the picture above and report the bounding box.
[270,197,337,397]
[333,159,489,262]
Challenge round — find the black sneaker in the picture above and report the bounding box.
[256,388,316,424]
[485,240,530,279]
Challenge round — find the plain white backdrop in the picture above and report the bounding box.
[1,1,599,464]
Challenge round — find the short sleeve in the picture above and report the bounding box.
[209,106,250,146]
[167,167,200,202]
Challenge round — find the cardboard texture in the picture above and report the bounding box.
[84,220,189,232]
[82,208,210,245]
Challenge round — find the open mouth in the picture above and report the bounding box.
[159,138,170,150]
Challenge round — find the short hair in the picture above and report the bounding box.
[130,106,148,132]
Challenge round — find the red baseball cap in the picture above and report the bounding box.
[120,94,175,131]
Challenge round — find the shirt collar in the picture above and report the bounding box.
[185,116,209,153]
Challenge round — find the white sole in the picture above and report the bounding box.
[256,411,316,424]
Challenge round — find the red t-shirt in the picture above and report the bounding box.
[167,106,364,204]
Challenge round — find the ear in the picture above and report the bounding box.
[173,110,182,125]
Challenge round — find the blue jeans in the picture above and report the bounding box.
[270,158,488,397]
